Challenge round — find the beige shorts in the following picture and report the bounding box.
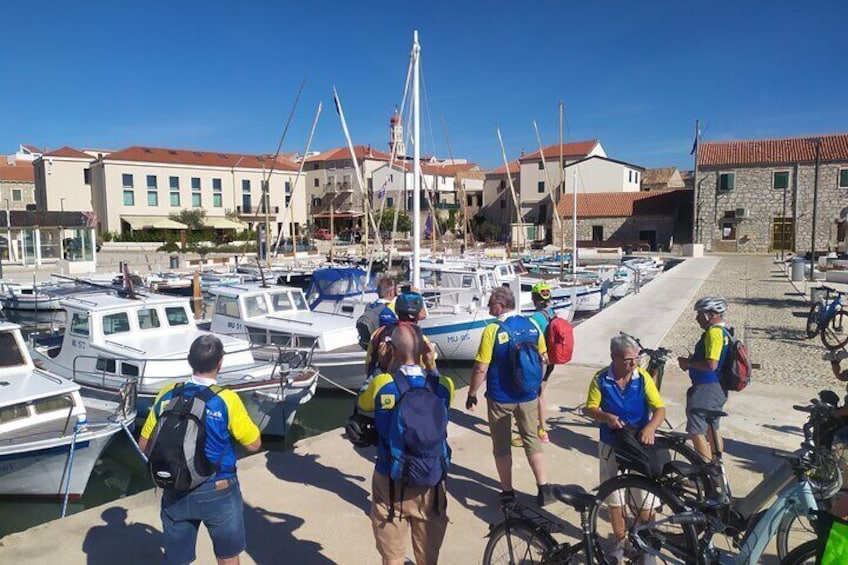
[599,442,658,509]
[370,471,448,563]
[487,399,543,457]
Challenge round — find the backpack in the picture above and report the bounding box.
[146,384,224,491]
[498,318,544,396]
[386,370,451,520]
[356,302,387,350]
[718,326,752,392]
[540,309,574,365]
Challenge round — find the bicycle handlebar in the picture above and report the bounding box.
[619,332,672,359]
[668,513,708,527]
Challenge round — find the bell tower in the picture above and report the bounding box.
[389,109,406,157]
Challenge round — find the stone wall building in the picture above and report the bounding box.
[696,134,848,254]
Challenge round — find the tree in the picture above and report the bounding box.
[375,208,411,233]
[169,209,207,230]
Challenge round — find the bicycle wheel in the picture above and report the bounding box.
[806,302,824,339]
[655,435,715,504]
[776,507,817,560]
[778,539,818,565]
[588,474,698,565]
[821,310,848,350]
[482,518,557,565]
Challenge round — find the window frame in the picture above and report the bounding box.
[537,181,545,194]
[69,312,90,336]
[773,170,790,190]
[718,172,736,191]
[839,168,848,189]
[11,188,22,202]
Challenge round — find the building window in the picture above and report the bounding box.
[477,195,483,206]
[592,225,604,241]
[773,171,790,190]
[721,222,737,240]
[285,196,291,207]
[537,181,545,194]
[285,181,291,194]
[191,177,201,207]
[242,179,251,212]
[387,197,394,208]
[499,180,506,190]
[123,188,135,206]
[467,195,473,206]
[635,171,639,183]
[718,172,735,191]
[314,178,320,188]
[212,178,222,207]
[11,189,22,202]
[169,176,180,207]
[83,168,91,185]
[538,161,544,170]
[122,173,133,188]
[629,170,633,182]
[840,168,848,188]
[146,175,158,206]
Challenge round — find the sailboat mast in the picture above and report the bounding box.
[559,102,565,276]
[572,166,577,275]
[412,31,422,289]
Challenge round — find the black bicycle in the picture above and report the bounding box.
[620,332,672,391]
[482,485,598,564]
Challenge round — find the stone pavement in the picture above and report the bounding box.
[0,255,826,564]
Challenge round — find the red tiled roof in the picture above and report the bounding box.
[556,189,688,218]
[304,145,392,163]
[43,146,92,159]
[103,146,298,171]
[698,133,848,167]
[0,163,35,182]
[488,159,520,175]
[519,140,599,162]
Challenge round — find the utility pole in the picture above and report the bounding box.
[691,119,700,244]
[810,138,821,281]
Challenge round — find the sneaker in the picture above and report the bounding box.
[499,490,516,505]
[538,427,550,443]
[511,435,523,447]
[536,484,555,507]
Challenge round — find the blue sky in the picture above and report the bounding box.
[2,1,846,171]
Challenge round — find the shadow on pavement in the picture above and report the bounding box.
[81,506,163,564]
[449,407,491,438]
[243,504,334,565]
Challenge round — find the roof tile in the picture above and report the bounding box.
[519,140,598,162]
[103,146,298,171]
[556,189,689,218]
[699,133,848,167]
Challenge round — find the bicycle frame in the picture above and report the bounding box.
[822,293,843,326]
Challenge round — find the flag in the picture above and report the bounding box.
[689,123,701,156]
[424,213,433,238]
[378,178,388,199]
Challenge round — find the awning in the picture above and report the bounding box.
[121,215,188,230]
[203,216,247,230]
[313,213,364,219]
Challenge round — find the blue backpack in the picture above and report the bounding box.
[498,317,544,396]
[386,370,451,520]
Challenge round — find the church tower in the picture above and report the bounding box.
[389,109,406,157]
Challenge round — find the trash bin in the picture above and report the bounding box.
[169,254,179,269]
[790,257,806,282]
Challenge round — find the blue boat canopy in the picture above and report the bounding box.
[305,268,376,308]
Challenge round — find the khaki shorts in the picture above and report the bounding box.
[370,471,448,563]
[487,399,543,457]
[599,442,658,509]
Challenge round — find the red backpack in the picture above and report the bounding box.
[719,326,752,392]
[541,310,574,365]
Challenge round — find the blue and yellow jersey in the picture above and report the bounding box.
[689,325,729,385]
[586,366,664,445]
[357,365,454,476]
[475,313,547,404]
[140,381,260,481]
[364,324,437,377]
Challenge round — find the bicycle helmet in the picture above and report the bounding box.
[531,281,552,300]
[694,296,727,315]
[395,292,424,320]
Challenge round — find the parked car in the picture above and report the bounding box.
[313,228,333,240]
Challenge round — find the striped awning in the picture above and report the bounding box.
[121,215,188,230]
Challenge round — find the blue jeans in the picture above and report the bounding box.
[161,477,245,564]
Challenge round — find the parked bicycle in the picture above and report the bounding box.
[619,332,672,391]
[482,484,598,564]
[605,403,843,564]
[806,286,848,349]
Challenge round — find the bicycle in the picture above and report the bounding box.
[620,332,672,391]
[806,286,848,349]
[482,484,599,564]
[614,404,843,565]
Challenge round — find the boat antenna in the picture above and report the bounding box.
[255,258,269,288]
[123,262,137,300]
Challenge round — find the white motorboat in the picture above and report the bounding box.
[29,293,317,437]
[1,281,68,311]
[210,271,372,391]
[0,321,136,498]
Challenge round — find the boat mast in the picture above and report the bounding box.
[559,102,566,276]
[496,126,523,253]
[412,31,422,289]
[532,120,562,258]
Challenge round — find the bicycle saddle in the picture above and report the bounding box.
[553,485,594,512]
[690,408,728,420]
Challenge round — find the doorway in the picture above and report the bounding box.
[638,230,657,251]
[770,217,794,252]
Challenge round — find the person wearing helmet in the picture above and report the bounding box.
[365,290,436,377]
[677,296,730,461]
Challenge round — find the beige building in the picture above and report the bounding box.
[87,146,306,241]
[33,146,95,212]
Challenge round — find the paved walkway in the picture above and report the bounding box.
[0,256,822,564]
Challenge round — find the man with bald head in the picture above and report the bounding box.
[358,324,455,565]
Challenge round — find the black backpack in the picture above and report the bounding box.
[147,384,224,491]
[356,302,386,350]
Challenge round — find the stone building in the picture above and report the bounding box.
[553,189,691,252]
[641,167,685,191]
[696,134,848,253]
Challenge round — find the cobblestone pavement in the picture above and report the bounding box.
[660,253,837,391]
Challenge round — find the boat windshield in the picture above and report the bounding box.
[0,332,26,368]
[270,292,293,312]
[291,292,309,311]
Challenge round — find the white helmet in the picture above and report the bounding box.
[694,296,727,315]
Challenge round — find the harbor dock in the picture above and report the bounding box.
[0,255,826,564]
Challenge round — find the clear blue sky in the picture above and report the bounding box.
[2,1,846,172]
